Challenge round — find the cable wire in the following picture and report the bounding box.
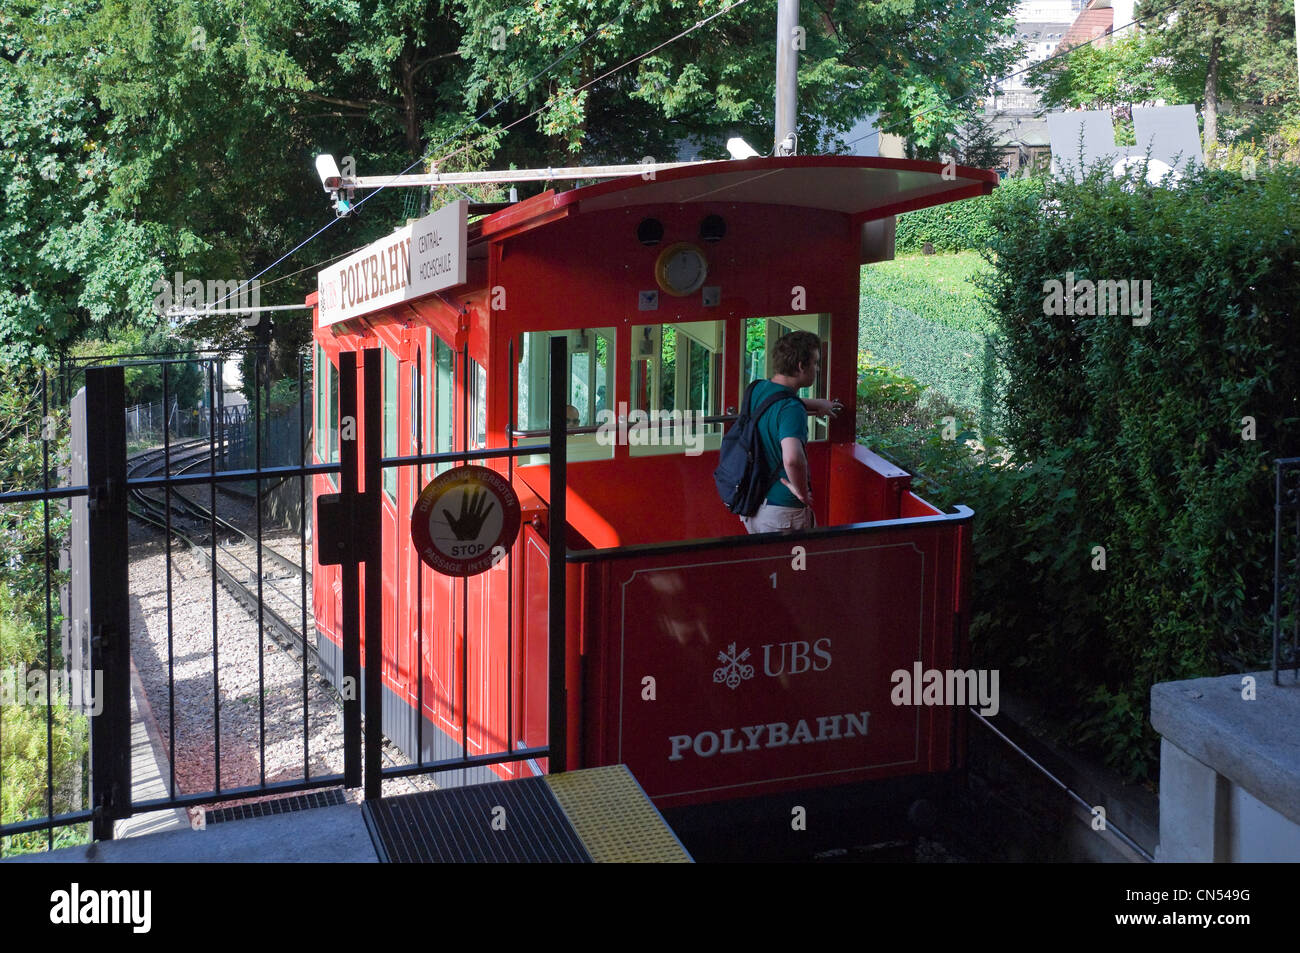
[206,12,634,309]
[968,708,1156,862]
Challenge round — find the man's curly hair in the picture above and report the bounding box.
[771,330,821,377]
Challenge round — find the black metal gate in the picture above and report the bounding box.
[316,342,569,801]
[0,340,568,854]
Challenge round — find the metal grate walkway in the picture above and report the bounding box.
[362,765,692,863]
[364,776,590,863]
[205,788,348,826]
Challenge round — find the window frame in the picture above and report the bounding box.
[383,346,398,502]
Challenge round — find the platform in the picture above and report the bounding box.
[2,765,692,864]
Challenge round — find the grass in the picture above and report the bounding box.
[858,251,1006,435]
[860,251,994,333]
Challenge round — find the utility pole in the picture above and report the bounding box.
[774,0,799,155]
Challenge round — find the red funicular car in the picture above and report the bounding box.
[311,155,989,851]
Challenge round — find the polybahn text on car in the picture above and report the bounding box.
[309,155,991,811]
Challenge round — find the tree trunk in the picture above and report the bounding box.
[400,48,421,157]
[1202,27,1220,164]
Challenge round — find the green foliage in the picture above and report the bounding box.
[1027,31,1191,113]
[861,252,994,331]
[895,176,1046,255]
[913,162,1300,781]
[866,164,1300,781]
[0,370,68,631]
[268,377,300,412]
[71,325,206,408]
[857,352,924,411]
[0,4,176,361]
[855,352,973,449]
[1029,0,1298,161]
[0,369,87,855]
[454,0,1021,160]
[2,0,1024,370]
[859,252,1007,438]
[0,608,90,856]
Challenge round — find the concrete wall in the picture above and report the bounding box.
[1152,672,1300,862]
[261,476,310,535]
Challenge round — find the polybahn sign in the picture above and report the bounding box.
[316,199,467,328]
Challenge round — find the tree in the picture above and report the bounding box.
[1149,0,1299,157]
[4,0,1023,369]
[1029,32,1185,113]
[453,0,1022,162]
[0,4,170,362]
[1030,1,1299,164]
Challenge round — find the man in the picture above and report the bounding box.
[741,330,842,534]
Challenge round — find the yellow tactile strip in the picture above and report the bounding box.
[545,765,693,863]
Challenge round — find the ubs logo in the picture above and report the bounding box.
[713,639,832,690]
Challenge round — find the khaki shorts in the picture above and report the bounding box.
[741,501,813,534]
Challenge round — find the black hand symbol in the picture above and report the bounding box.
[443,489,495,540]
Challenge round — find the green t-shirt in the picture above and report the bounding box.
[749,380,806,507]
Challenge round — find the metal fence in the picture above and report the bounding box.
[125,399,251,445]
[1274,457,1300,685]
[0,342,569,854]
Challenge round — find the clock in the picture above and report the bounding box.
[654,242,708,297]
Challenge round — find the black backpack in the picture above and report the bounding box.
[714,380,801,517]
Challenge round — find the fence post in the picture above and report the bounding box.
[85,366,131,840]
[547,337,568,773]
[336,351,362,788]
[362,348,383,800]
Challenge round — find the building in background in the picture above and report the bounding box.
[983,0,1141,176]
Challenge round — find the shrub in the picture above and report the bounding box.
[870,162,1300,781]
[860,253,1007,439]
[895,175,1046,254]
[958,161,1300,780]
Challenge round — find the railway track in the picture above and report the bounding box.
[124,437,433,801]
[126,438,330,693]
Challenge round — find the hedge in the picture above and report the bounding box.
[890,162,1300,781]
[896,175,1046,254]
[859,294,1006,439]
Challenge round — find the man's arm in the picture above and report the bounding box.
[801,397,843,418]
[779,436,812,507]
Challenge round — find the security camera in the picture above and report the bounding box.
[316,154,354,217]
[315,154,342,192]
[727,137,761,160]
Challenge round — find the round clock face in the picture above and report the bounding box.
[655,242,708,297]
